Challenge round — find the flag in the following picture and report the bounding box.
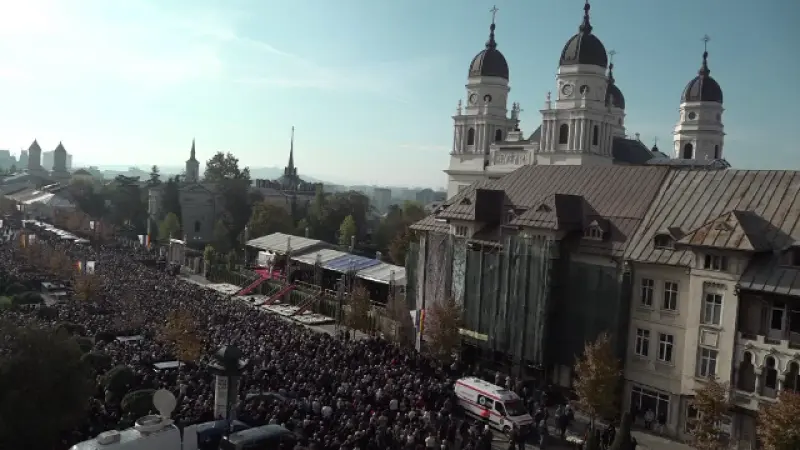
[145,235,151,248]
[19,234,26,248]
[75,261,83,273]
[86,261,96,274]
[138,235,145,246]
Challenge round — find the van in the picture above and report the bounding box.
[454,377,534,434]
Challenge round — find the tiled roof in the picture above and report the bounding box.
[626,170,800,266]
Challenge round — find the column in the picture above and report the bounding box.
[568,119,576,150]
[541,121,549,151]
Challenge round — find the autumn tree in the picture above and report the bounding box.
[338,215,357,248]
[158,212,181,240]
[389,229,414,266]
[49,252,74,279]
[689,377,731,450]
[573,332,621,429]
[74,274,102,302]
[347,285,373,335]
[159,310,204,366]
[424,296,463,364]
[758,389,800,450]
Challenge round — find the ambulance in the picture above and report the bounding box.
[454,377,534,434]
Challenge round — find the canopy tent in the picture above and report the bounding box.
[246,233,328,255]
[356,263,406,286]
[290,248,349,266]
[322,254,381,274]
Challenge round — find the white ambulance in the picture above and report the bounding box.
[454,377,534,434]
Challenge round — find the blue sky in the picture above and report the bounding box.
[0,0,796,188]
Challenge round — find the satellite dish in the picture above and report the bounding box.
[152,389,177,419]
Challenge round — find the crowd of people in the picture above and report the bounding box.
[0,221,583,450]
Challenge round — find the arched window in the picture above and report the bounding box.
[467,128,475,146]
[494,129,503,142]
[194,220,201,233]
[786,361,800,392]
[592,125,599,146]
[714,145,720,159]
[682,143,694,159]
[763,356,778,395]
[558,124,569,144]
[736,351,756,392]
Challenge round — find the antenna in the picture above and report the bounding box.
[153,389,177,419]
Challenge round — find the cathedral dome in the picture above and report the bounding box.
[559,2,608,68]
[681,51,723,104]
[604,63,625,109]
[468,23,509,80]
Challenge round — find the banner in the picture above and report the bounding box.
[75,261,83,273]
[145,235,151,248]
[138,235,145,246]
[86,261,96,274]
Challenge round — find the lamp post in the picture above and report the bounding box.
[208,345,249,431]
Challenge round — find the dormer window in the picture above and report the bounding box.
[704,254,729,271]
[536,204,551,213]
[584,226,603,241]
[453,225,468,237]
[654,234,674,250]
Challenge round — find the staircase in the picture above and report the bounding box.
[291,291,324,317]
[266,284,296,305]
[236,276,269,296]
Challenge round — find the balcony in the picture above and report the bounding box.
[736,294,800,353]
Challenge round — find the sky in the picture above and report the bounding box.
[0,0,797,189]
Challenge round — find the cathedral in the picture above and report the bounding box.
[445,2,727,198]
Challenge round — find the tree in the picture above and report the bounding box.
[339,215,357,248]
[148,165,161,186]
[758,390,800,450]
[608,411,637,450]
[0,322,93,450]
[212,219,232,254]
[109,175,147,232]
[424,297,463,363]
[347,285,373,335]
[689,377,731,450]
[573,332,621,428]
[160,176,182,221]
[203,245,217,272]
[49,251,74,279]
[74,274,102,302]
[159,310,204,365]
[389,229,414,266]
[158,212,181,240]
[203,152,250,182]
[247,202,293,239]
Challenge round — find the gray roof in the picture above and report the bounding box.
[625,170,800,269]
[645,158,730,169]
[612,137,658,165]
[418,165,671,257]
[246,232,329,254]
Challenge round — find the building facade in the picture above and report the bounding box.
[445,2,727,198]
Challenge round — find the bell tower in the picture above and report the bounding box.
[185,139,200,183]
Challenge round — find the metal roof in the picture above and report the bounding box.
[246,232,326,254]
[323,254,381,273]
[626,170,800,269]
[356,262,406,286]
[290,248,348,266]
[739,254,800,297]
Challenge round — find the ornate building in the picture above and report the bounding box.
[445,2,728,198]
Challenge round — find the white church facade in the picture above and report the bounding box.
[445,2,727,198]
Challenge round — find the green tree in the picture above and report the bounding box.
[690,378,730,450]
[148,165,161,186]
[401,200,426,223]
[573,332,621,429]
[203,152,250,182]
[158,212,181,240]
[424,297,463,364]
[0,322,94,450]
[389,229,414,266]
[109,175,147,232]
[758,390,800,450]
[247,202,293,239]
[212,220,232,254]
[160,176,182,221]
[339,215,357,247]
[203,245,217,271]
[347,285,372,334]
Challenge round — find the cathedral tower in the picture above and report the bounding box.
[27,140,42,171]
[674,36,725,161]
[538,1,618,165]
[52,142,68,176]
[185,139,200,183]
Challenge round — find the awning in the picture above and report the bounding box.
[246,232,327,254]
[322,254,381,273]
[291,248,349,266]
[356,263,406,286]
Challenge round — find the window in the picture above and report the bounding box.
[630,386,670,424]
[494,402,506,417]
[640,278,654,307]
[658,333,674,363]
[788,249,800,267]
[467,128,475,146]
[558,124,569,144]
[714,145,720,159]
[194,220,201,232]
[494,129,503,142]
[453,225,468,237]
[662,281,679,311]
[702,293,723,325]
[584,226,603,240]
[592,125,599,146]
[764,356,778,390]
[682,143,694,159]
[697,348,718,378]
[635,328,650,357]
[703,254,729,271]
[653,234,674,249]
